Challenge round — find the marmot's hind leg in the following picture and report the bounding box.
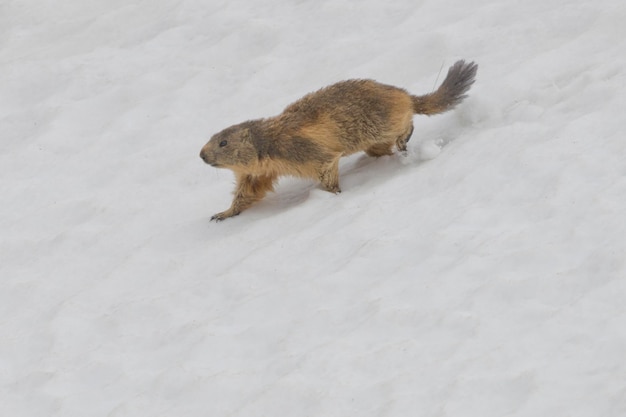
[365,142,394,157]
[318,156,342,193]
[395,123,414,153]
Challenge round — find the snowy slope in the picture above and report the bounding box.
[2,0,626,416]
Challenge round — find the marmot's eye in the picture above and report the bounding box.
[219,140,228,147]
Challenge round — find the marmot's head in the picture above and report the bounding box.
[200,121,259,169]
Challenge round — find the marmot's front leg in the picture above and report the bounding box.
[211,174,275,221]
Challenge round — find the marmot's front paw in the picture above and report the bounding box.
[211,210,239,222]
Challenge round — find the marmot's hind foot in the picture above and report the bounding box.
[323,184,342,194]
[395,124,414,153]
[318,158,341,193]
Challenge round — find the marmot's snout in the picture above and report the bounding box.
[199,147,214,165]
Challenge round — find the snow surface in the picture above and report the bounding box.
[2,0,626,416]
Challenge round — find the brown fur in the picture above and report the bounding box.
[200,60,477,221]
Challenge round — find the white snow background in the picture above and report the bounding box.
[2,0,626,416]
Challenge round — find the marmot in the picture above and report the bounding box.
[200,60,477,221]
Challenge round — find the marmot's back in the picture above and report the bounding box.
[282,79,414,155]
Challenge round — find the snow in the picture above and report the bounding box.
[2,0,626,416]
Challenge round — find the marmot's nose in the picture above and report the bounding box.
[199,149,208,163]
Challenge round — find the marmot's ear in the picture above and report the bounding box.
[241,128,263,149]
[240,124,264,153]
[240,128,252,142]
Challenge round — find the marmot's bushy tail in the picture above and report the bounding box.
[412,60,478,115]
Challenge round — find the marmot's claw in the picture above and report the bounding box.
[211,213,226,222]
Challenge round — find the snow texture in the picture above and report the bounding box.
[2,1,626,416]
